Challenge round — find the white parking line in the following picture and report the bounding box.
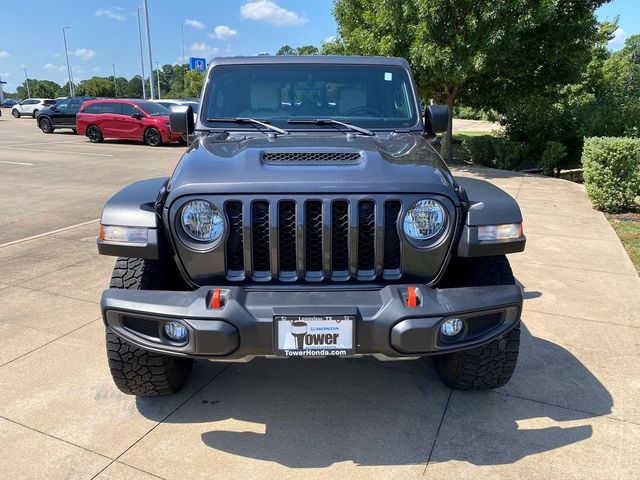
[0,218,100,249]
[0,160,35,166]
[1,146,113,157]
[0,140,81,148]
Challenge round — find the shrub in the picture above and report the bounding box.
[463,136,496,165]
[464,136,527,170]
[494,139,526,170]
[582,137,640,213]
[541,141,568,177]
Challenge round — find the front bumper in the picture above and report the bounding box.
[101,284,522,360]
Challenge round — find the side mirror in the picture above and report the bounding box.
[170,105,194,135]
[424,104,449,135]
[132,112,143,120]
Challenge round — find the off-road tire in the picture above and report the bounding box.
[40,117,54,133]
[106,258,193,396]
[12,109,20,118]
[87,125,103,143]
[433,255,520,390]
[106,330,192,396]
[433,327,520,390]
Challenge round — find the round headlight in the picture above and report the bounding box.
[181,200,224,242]
[403,199,446,241]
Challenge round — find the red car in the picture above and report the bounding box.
[76,99,182,146]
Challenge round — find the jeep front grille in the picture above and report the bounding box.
[224,197,402,282]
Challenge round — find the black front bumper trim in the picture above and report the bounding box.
[101,284,522,359]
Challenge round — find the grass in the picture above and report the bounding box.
[607,212,640,274]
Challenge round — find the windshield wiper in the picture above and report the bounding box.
[288,118,374,136]
[206,117,289,135]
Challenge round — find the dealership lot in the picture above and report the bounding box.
[1,114,639,479]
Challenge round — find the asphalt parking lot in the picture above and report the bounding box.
[1,113,639,479]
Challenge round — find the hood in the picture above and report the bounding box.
[165,132,456,202]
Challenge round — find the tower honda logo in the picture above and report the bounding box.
[289,321,341,349]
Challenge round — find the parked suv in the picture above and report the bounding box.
[76,99,182,146]
[98,56,526,396]
[11,98,56,118]
[37,96,96,134]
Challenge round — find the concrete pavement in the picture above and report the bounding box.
[1,115,639,479]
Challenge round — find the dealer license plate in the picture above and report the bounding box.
[274,314,355,357]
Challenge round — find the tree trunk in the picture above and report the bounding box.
[441,94,456,162]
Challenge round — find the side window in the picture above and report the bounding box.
[101,102,123,115]
[25,100,37,105]
[56,100,69,111]
[67,99,82,111]
[120,104,136,116]
[83,103,102,114]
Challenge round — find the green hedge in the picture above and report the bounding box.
[582,137,640,213]
[463,136,527,170]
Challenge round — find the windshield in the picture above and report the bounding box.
[137,101,169,116]
[202,64,418,130]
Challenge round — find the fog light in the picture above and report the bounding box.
[164,321,188,341]
[440,318,463,337]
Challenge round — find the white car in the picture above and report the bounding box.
[11,98,56,118]
[150,99,199,122]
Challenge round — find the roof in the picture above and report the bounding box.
[208,55,410,68]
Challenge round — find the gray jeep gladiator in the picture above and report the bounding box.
[98,56,526,396]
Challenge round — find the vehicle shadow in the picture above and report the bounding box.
[136,323,611,468]
[84,139,185,148]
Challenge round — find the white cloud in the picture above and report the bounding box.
[190,42,219,57]
[184,19,205,30]
[209,25,238,40]
[240,1,307,27]
[0,51,10,59]
[608,27,628,50]
[72,48,96,61]
[0,72,10,77]
[93,67,101,72]
[44,63,67,72]
[95,7,126,22]
[53,53,61,58]
[323,35,336,44]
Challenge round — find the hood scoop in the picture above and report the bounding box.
[261,151,362,165]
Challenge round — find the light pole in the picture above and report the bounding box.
[155,61,161,99]
[181,22,186,92]
[111,64,117,97]
[22,67,31,98]
[136,6,147,99]
[143,0,156,99]
[62,27,73,96]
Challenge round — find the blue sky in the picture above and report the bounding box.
[0,0,638,92]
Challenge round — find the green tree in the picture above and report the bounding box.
[276,45,319,55]
[183,70,204,98]
[76,76,115,97]
[16,79,61,98]
[329,0,605,160]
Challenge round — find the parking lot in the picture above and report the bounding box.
[1,113,639,479]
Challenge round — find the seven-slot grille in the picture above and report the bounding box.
[224,198,402,282]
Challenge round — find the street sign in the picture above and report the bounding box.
[189,57,207,72]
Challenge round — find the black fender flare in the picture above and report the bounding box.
[97,177,169,259]
[454,176,526,257]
